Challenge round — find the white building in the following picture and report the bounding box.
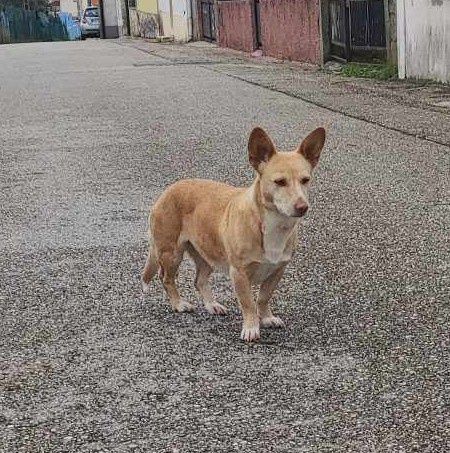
[101,0,124,38]
[59,0,80,18]
[158,0,193,42]
[397,0,450,82]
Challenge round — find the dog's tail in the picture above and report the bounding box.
[141,215,159,294]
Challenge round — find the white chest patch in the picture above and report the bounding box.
[252,260,281,284]
[262,212,298,264]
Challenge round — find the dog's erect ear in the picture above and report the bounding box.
[298,127,326,168]
[248,127,276,172]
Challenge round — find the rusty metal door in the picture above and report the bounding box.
[201,0,216,41]
[330,0,349,60]
[329,0,386,61]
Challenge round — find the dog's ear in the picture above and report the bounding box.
[248,127,276,172]
[297,127,326,168]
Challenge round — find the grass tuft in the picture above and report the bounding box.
[341,63,398,80]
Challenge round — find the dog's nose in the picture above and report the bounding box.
[294,200,309,217]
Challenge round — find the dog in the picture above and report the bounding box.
[142,126,326,342]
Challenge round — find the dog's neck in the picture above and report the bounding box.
[249,178,299,263]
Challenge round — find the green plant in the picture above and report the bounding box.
[341,63,398,80]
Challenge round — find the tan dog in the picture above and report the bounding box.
[142,127,326,342]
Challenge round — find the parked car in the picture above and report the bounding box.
[80,7,100,39]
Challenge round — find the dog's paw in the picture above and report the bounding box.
[142,280,150,295]
[205,302,228,315]
[173,300,196,313]
[241,325,260,342]
[260,315,285,329]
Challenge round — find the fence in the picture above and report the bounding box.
[0,7,79,44]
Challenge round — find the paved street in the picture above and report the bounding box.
[1,40,449,452]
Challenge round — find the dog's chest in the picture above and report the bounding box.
[251,218,297,283]
[263,231,294,263]
[262,215,297,261]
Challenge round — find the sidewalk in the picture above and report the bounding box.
[119,38,450,148]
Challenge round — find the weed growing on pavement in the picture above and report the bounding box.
[341,63,398,80]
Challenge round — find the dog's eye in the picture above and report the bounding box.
[274,178,287,187]
[301,177,310,185]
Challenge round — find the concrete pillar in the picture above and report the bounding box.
[100,0,123,38]
[396,0,406,79]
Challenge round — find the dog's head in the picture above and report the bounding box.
[248,127,326,218]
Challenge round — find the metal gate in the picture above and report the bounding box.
[201,0,216,41]
[0,7,70,44]
[254,0,262,48]
[329,0,386,61]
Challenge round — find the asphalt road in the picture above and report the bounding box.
[1,40,449,452]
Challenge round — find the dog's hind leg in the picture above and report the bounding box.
[159,246,195,313]
[186,244,227,315]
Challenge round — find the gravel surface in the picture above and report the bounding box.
[121,39,450,147]
[1,40,449,452]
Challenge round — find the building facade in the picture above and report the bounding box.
[195,0,397,66]
[100,0,125,38]
[59,0,79,17]
[159,0,193,41]
[125,0,193,41]
[217,0,322,63]
[397,0,450,82]
[128,0,160,39]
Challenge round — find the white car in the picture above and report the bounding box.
[80,7,100,39]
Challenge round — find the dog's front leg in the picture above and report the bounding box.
[257,265,287,329]
[230,267,260,342]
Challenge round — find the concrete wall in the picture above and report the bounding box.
[118,0,129,35]
[79,0,89,15]
[129,9,160,37]
[217,0,322,64]
[159,0,191,41]
[139,0,158,12]
[217,0,255,52]
[259,0,322,64]
[102,0,123,38]
[60,0,79,17]
[397,0,450,82]
[128,0,159,38]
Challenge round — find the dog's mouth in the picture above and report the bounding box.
[291,210,308,218]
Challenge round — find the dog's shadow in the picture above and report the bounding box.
[137,260,317,351]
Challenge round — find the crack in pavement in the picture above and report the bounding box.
[120,41,450,150]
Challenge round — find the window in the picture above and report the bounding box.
[128,0,136,8]
[84,8,99,17]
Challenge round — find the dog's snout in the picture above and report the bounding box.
[294,200,309,217]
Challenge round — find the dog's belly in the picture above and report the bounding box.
[186,237,229,273]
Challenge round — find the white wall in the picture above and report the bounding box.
[60,0,80,17]
[158,0,191,42]
[397,0,450,82]
[102,0,124,38]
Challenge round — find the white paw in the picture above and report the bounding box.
[205,302,228,315]
[261,315,285,329]
[240,324,260,342]
[142,280,150,295]
[173,300,195,313]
